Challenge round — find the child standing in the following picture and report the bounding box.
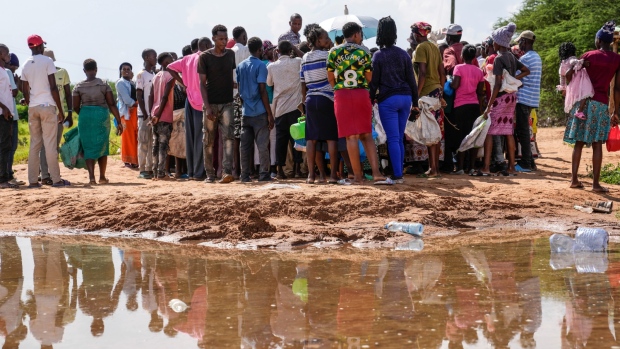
[136,49,157,179]
[0,44,16,189]
[557,42,595,119]
[148,53,175,180]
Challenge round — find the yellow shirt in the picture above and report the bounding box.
[55,68,71,109]
[413,41,442,97]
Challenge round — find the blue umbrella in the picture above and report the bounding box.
[319,5,379,41]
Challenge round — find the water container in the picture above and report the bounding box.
[549,253,575,270]
[395,238,424,251]
[549,233,575,253]
[575,252,609,273]
[385,222,424,237]
[574,227,608,252]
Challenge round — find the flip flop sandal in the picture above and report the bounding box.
[89,180,97,185]
[337,179,352,186]
[374,178,395,185]
[0,182,19,189]
[99,178,110,185]
[417,173,429,178]
[41,178,53,185]
[471,171,491,177]
[52,179,71,187]
[306,179,316,184]
[328,180,339,185]
[570,182,585,189]
[497,170,517,177]
[592,187,610,193]
[28,183,42,189]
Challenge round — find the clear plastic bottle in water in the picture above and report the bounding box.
[385,222,424,237]
[575,252,609,273]
[574,227,608,252]
[549,234,575,253]
[395,238,424,251]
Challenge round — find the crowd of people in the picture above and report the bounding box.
[0,15,619,189]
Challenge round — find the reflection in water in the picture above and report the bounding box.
[0,237,617,348]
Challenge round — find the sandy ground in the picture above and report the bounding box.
[2,127,620,250]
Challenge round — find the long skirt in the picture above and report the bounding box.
[563,99,610,146]
[78,105,111,160]
[121,106,139,164]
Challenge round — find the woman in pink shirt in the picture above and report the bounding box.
[149,53,175,180]
[450,45,485,175]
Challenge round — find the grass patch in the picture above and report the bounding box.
[14,114,121,164]
[587,163,620,185]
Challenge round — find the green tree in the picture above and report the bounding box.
[498,0,619,125]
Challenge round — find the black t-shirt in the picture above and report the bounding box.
[197,49,236,104]
[492,51,524,77]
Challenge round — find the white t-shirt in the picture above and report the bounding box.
[232,43,250,94]
[135,69,154,116]
[0,68,14,119]
[21,54,57,107]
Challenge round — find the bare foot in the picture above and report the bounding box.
[570,181,584,189]
[592,185,609,193]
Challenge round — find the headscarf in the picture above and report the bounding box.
[411,22,432,37]
[263,40,275,52]
[596,20,616,44]
[491,22,516,48]
[8,53,19,68]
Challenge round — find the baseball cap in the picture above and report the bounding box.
[43,48,56,62]
[8,53,19,68]
[27,34,45,48]
[226,38,236,49]
[446,24,463,35]
[517,30,536,41]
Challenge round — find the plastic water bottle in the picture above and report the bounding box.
[574,227,608,252]
[395,238,424,251]
[549,234,575,253]
[385,222,424,237]
[549,252,575,270]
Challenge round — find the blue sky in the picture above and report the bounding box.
[3,0,522,82]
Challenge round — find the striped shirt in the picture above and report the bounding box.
[300,50,334,101]
[517,50,542,108]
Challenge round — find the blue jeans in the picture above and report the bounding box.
[185,100,205,179]
[378,95,412,178]
[240,113,270,181]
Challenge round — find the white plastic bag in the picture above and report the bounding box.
[405,96,442,146]
[458,116,491,152]
[373,104,387,145]
[485,68,522,94]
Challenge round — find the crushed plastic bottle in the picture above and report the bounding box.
[574,227,608,252]
[385,222,424,237]
[549,233,575,253]
[574,252,609,273]
[395,238,424,251]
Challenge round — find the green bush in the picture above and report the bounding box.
[588,163,620,185]
[16,105,28,120]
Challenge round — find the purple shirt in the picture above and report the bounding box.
[369,46,418,106]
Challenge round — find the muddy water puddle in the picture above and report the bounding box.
[1,236,619,348]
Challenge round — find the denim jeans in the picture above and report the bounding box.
[0,117,12,183]
[240,113,270,181]
[378,95,412,178]
[203,103,234,178]
[40,123,62,180]
[185,100,205,179]
[515,103,533,168]
[138,116,153,172]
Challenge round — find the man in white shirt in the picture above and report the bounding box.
[20,35,69,187]
[136,48,157,179]
[231,27,250,178]
[0,44,16,188]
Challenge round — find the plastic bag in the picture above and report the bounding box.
[458,116,491,152]
[373,104,387,145]
[59,127,87,170]
[485,68,522,94]
[607,126,620,152]
[405,96,442,146]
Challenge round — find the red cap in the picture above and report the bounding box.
[27,35,45,48]
[226,38,236,49]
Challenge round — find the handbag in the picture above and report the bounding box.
[290,116,306,140]
[607,126,620,152]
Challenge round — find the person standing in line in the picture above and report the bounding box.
[480,23,530,176]
[300,24,341,184]
[261,40,278,178]
[411,22,446,178]
[168,37,213,180]
[515,30,542,172]
[327,22,388,185]
[148,53,175,180]
[198,25,237,184]
[231,27,251,180]
[279,13,305,57]
[0,44,16,189]
[4,52,22,186]
[190,38,199,54]
[267,41,304,180]
[116,63,139,169]
[369,17,419,184]
[450,45,485,175]
[21,35,69,188]
[236,37,275,182]
[72,59,124,185]
[136,48,157,180]
[39,48,73,185]
[564,21,620,192]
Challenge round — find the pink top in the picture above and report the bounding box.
[453,63,484,108]
[167,53,202,110]
[151,71,174,123]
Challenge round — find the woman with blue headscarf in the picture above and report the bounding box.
[564,21,620,192]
